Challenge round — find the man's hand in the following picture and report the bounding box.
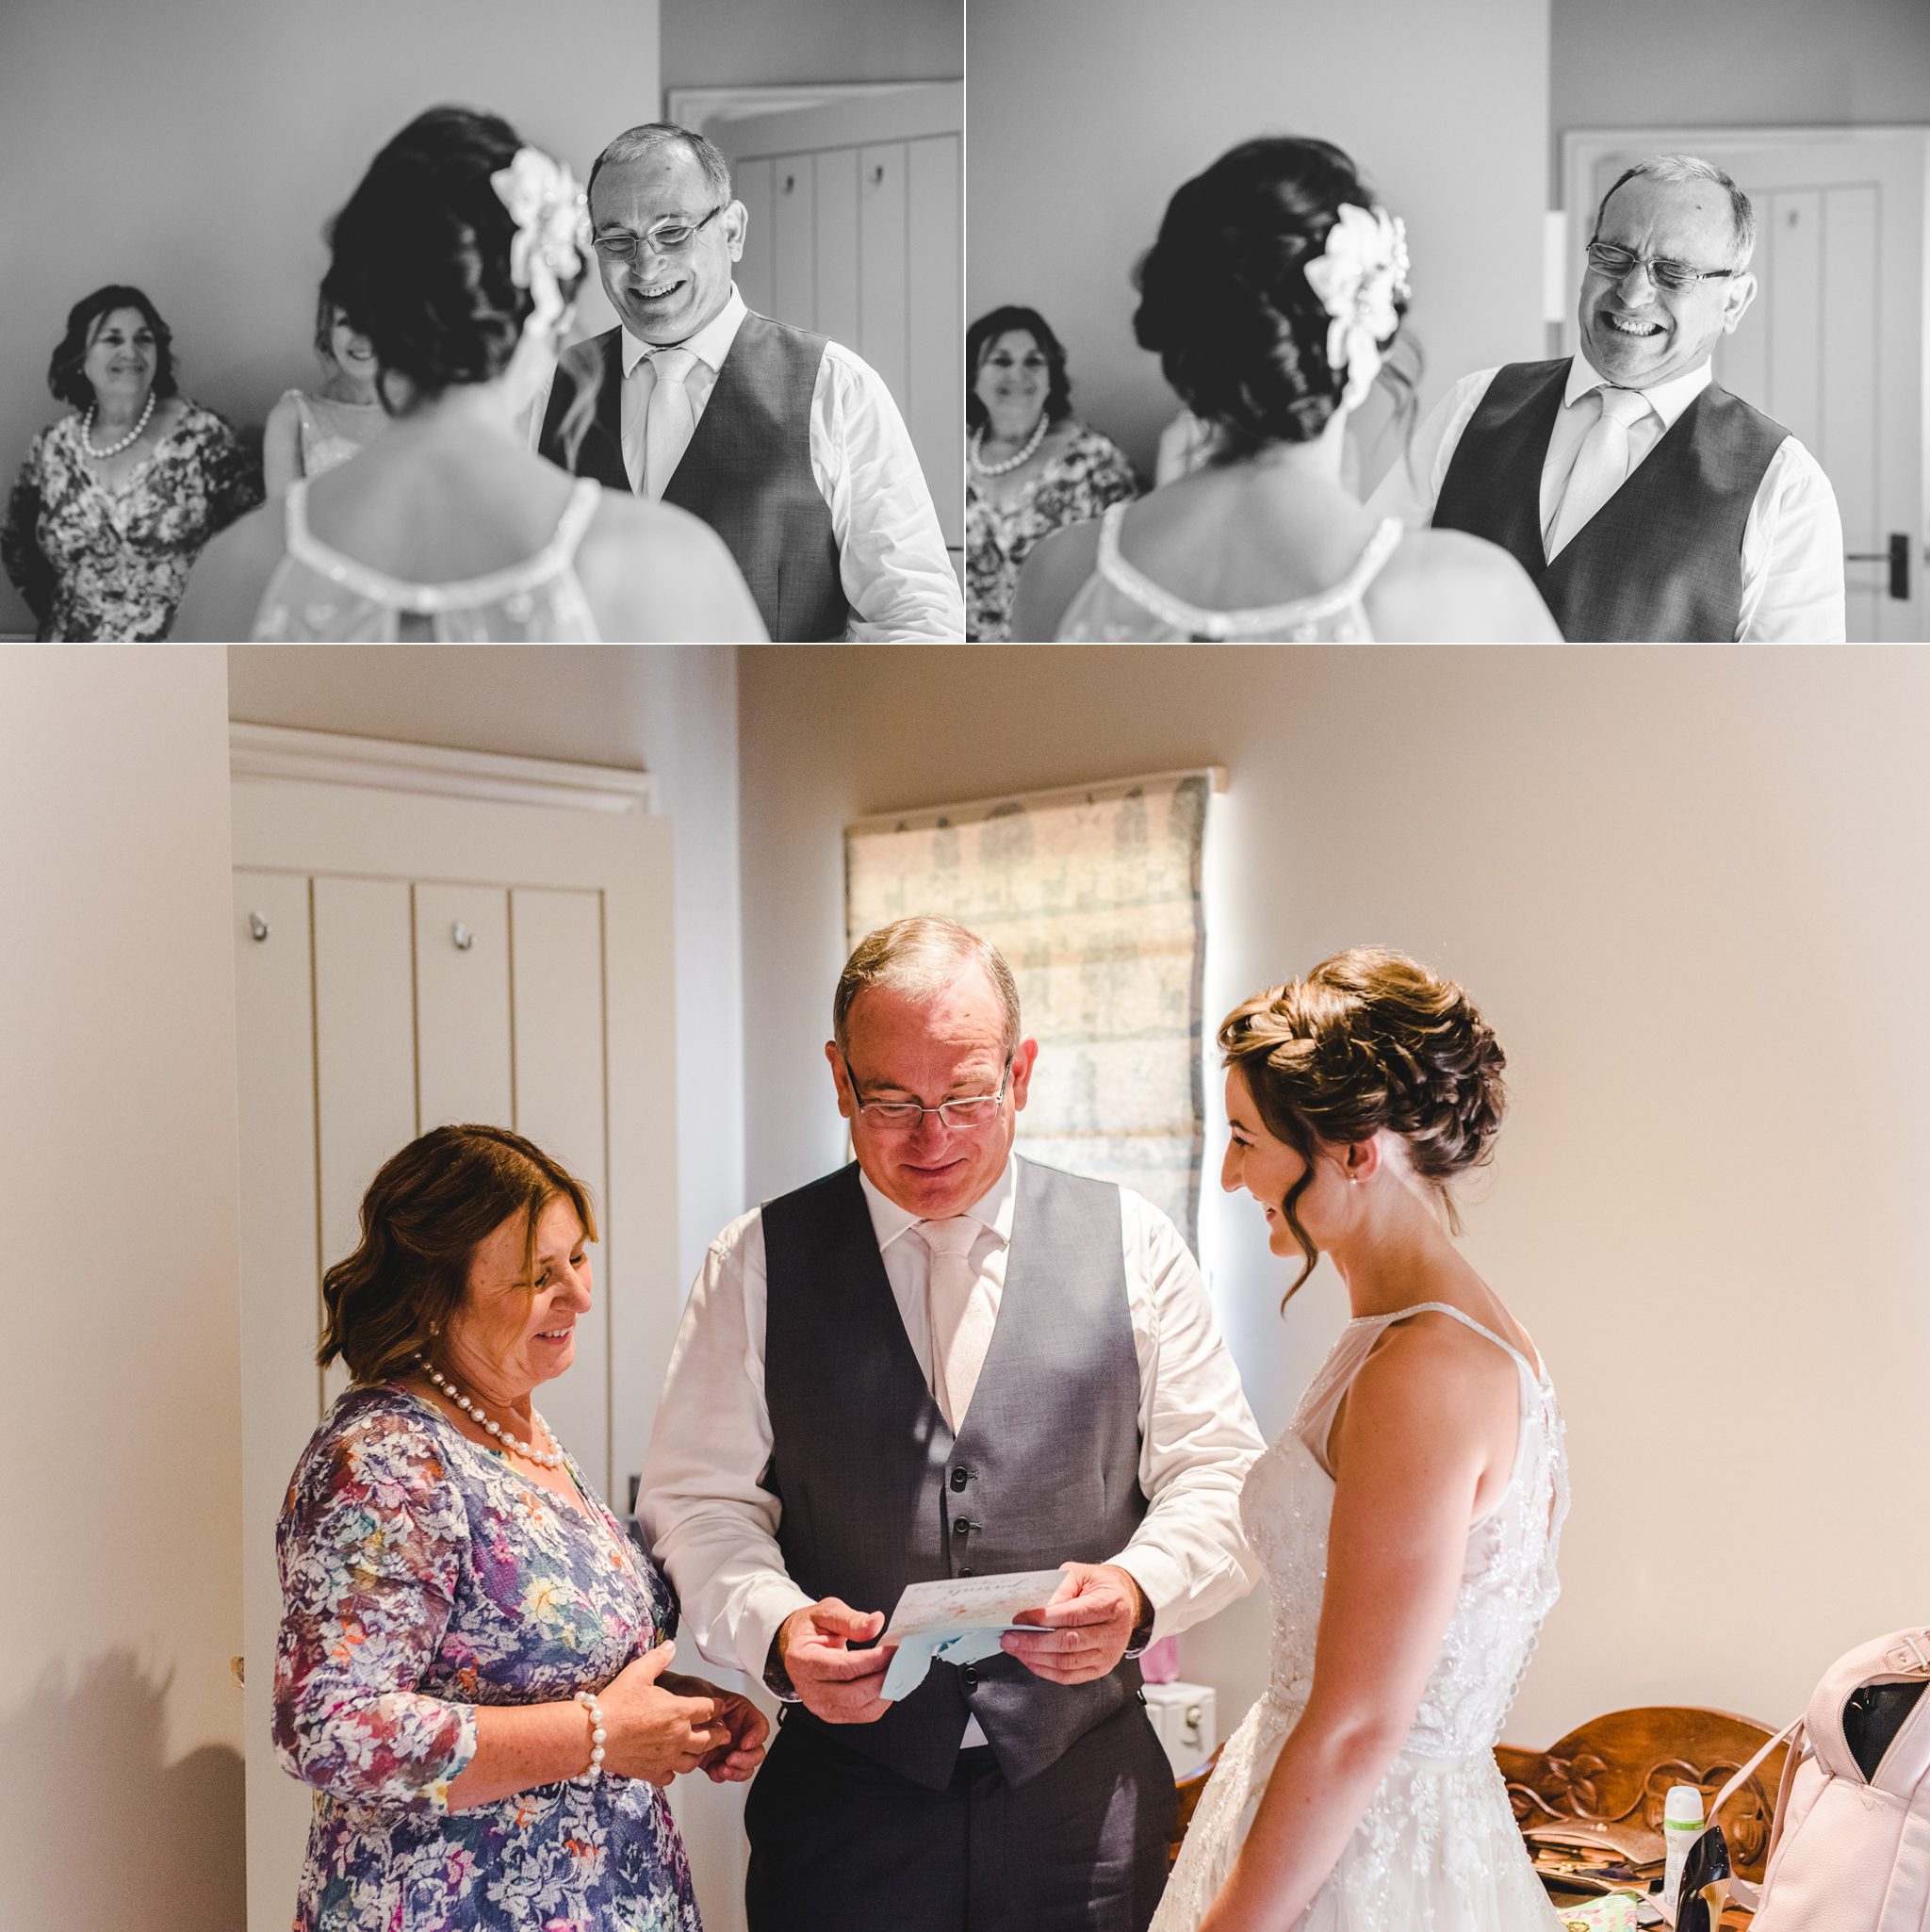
[1000,1563,1149,1684]
[661,1671,771,1782]
[776,1596,894,1725]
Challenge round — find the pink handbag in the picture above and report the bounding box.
[1709,1629,1930,1930]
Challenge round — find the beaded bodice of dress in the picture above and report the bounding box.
[1248,1302,1568,1758]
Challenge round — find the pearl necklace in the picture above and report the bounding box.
[81,390,156,460]
[970,411,1050,477]
[416,1356,566,1468]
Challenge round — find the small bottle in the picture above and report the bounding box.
[1660,1784,1705,1921]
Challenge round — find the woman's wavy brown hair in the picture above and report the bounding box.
[319,1123,598,1386]
[1219,947,1507,1305]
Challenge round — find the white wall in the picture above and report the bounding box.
[1552,0,1930,186]
[0,647,245,1929]
[664,0,960,90]
[0,0,660,635]
[966,0,1550,481]
[738,645,1930,1749]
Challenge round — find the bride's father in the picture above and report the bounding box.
[1369,155,1844,640]
[537,123,962,640]
[639,916,1263,1932]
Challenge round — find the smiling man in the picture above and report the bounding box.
[535,122,961,641]
[1368,155,1843,640]
[639,915,1262,1932]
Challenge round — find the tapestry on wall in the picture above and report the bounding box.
[844,769,1213,1241]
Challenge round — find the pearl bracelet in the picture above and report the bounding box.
[574,1689,607,1780]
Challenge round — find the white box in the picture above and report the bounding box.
[1144,1679,1218,1773]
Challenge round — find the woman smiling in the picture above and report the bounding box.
[274,1123,764,1932]
[1,284,258,638]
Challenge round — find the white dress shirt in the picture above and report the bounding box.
[538,285,961,641]
[638,1154,1265,1732]
[1366,353,1846,641]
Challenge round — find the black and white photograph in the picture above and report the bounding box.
[967,0,1928,642]
[0,0,961,644]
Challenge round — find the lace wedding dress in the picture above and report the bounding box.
[1153,1303,1569,1932]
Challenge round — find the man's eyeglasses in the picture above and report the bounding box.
[840,1053,1014,1132]
[1584,239,1741,292]
[592,203,727,265]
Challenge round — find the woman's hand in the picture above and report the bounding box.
[661,1671,771,1782]
[597,1641,734,1786]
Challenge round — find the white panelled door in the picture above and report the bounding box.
[230,730,679,1932]
[711,84,965,558]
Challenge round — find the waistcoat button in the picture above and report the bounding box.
[950,1467,969,1492]
[952,1517,972,1538]
[962,1665,979,1690]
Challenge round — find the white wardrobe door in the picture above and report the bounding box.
[510,886,613,1499]
[413,883,512,1131]
[815,145,861,352]
[859,141,909,406]
[313,876,417,1407]
[734,157,776,319]
[234,870,323,1932]
[773,153,817,332]
[907,132,963,548]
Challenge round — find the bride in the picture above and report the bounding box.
[1159,949,1566,1932]
[1012,138,1558,641]
[177,106,764,641]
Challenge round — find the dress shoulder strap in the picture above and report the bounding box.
[1096,503,1405,641]
[1368,1300,1548,1385]
[282,476,603,615]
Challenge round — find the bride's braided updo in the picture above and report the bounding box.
[323,106,587,407]
[1133,136,1410,458]
[1219,947,1507,1300]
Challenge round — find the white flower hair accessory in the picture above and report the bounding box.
[1301,202,1411,409]
[490,146,591,333]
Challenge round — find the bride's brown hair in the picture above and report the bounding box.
[1219,948,1506,1303]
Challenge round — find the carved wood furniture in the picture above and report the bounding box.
[1498,1705,1787,1925]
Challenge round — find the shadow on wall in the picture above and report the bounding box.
[0,1649,245,1930]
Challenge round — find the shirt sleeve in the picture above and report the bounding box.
[811,346,965,642]
[636,1215,813,1681]
[1104,1191,1267,1643]
[1737,436,1847,642]
[2,435,54,624]
[1363,368,1496,527]
[271,1409,479,1813]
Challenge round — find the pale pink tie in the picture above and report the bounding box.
[640,346,698,501]
[1546,385,1651,559]
[916,1218,992,1433]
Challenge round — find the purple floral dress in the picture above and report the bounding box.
[274,1385,700,1932]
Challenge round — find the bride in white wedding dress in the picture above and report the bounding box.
[1156,949,1567,1932]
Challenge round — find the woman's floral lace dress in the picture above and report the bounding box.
[966,418,1137,640]
[1153,1303,1569,1932]
[1,403,260,639]
[274,1386,700,1932]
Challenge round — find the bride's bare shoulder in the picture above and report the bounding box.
[578,495,768,642]
[1366,527,1561,643]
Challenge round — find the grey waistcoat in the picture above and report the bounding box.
[761,1157,1148,1791]
[536,317,848,642]
[1431,357,1789,642]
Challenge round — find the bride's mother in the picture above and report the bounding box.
[274,1123,765,1932]
[1,285,259,638]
